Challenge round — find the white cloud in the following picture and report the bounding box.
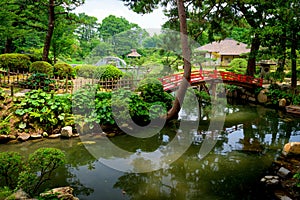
[73,0,167,29]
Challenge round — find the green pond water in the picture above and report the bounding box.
[1,104,300,200]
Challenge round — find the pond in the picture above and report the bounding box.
[1,103,300,200]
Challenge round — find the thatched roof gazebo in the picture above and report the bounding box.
[127,49,141,58]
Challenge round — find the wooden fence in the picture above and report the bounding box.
[0,70,140,96]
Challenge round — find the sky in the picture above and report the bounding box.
[74,0,167,30]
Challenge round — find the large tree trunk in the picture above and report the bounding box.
[291,30,297,88]
[167,0,191,120]
[246,33,260,76]
[42,0,55,61]
[4,38,13,53]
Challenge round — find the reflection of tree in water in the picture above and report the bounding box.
[113,148,271,199]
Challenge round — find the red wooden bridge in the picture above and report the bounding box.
[160,70,263,92]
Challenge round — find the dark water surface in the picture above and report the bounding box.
[1,104,300,200]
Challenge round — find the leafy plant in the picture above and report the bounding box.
[0,115,12,135]
[30,61,53,76]
[15,89,73,132]
[0,152,24,189]
[19,73,55,91]
[293,172,300,187]
[0,53,31,72]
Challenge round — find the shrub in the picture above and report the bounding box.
[75,64,97,78]
[0,53,31,72]
[0,152,24,189]
[227,58,247,74]
[17,148,66,196]
[30,61,53,76]
[136,77,173,110]
[15,89,73,132]
[19,73,55,91]
[97,64,123,79]
[53,63,74,79]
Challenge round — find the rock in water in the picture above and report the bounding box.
[40,186,79,200]
[61,126,73,138]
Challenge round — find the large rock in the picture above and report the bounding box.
[17,133,30,141]
[40,186,78,200]
[5,189,35,200]
[61,126,73,138]
[282,142,300,156]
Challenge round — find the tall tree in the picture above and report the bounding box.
[122,0,192,120]
[99,15,139,42]
[75,13,100,59]
[37,0,85,61]
[51,14,78,63]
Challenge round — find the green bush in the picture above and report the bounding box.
[53,63,74,79]
[17,148,65,196]
[19,73,55,91]
[136,77,173,110]
[227,58,247,74]
[97,65,123,79]
[0,53,31,72]
[30,61,53,76]
[75,64,97,78]
[15,89,73,132]
[0,152,24,189]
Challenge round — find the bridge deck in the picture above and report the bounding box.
[160,70,263,92]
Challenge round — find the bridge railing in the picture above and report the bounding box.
[160,70,263,91]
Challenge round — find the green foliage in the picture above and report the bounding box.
[293,172,300,187]
[0,186,13,199]
[0,114,11,135]
[265,84,294,106]
[19,73,55,92]
[53,63,74,79]
[227,58,247,74]
[99,15,139,42]
[0,152,24,189]
[72,85,115,128]
[97,65,123,79]
[0,53,31,72]
[30,61,53,76]
[17,148,65,196]
[75,64,98,78]
[265,71,285,83]
[15,90,73,132]
[194,90,211,103]
[136,77,174,110]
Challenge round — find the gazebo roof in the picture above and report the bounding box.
[196,38,250,55]
[127,49,141,57]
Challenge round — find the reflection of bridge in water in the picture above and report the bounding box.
[160,70,263,93]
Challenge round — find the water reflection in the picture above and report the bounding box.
[1,104,300,199]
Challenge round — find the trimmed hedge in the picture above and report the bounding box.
[53,63,74,79]
[75,64,123,79]
[97,65,123,79]
[30,61,53,76]
[75,64,97,78]
[0,53,31,72]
